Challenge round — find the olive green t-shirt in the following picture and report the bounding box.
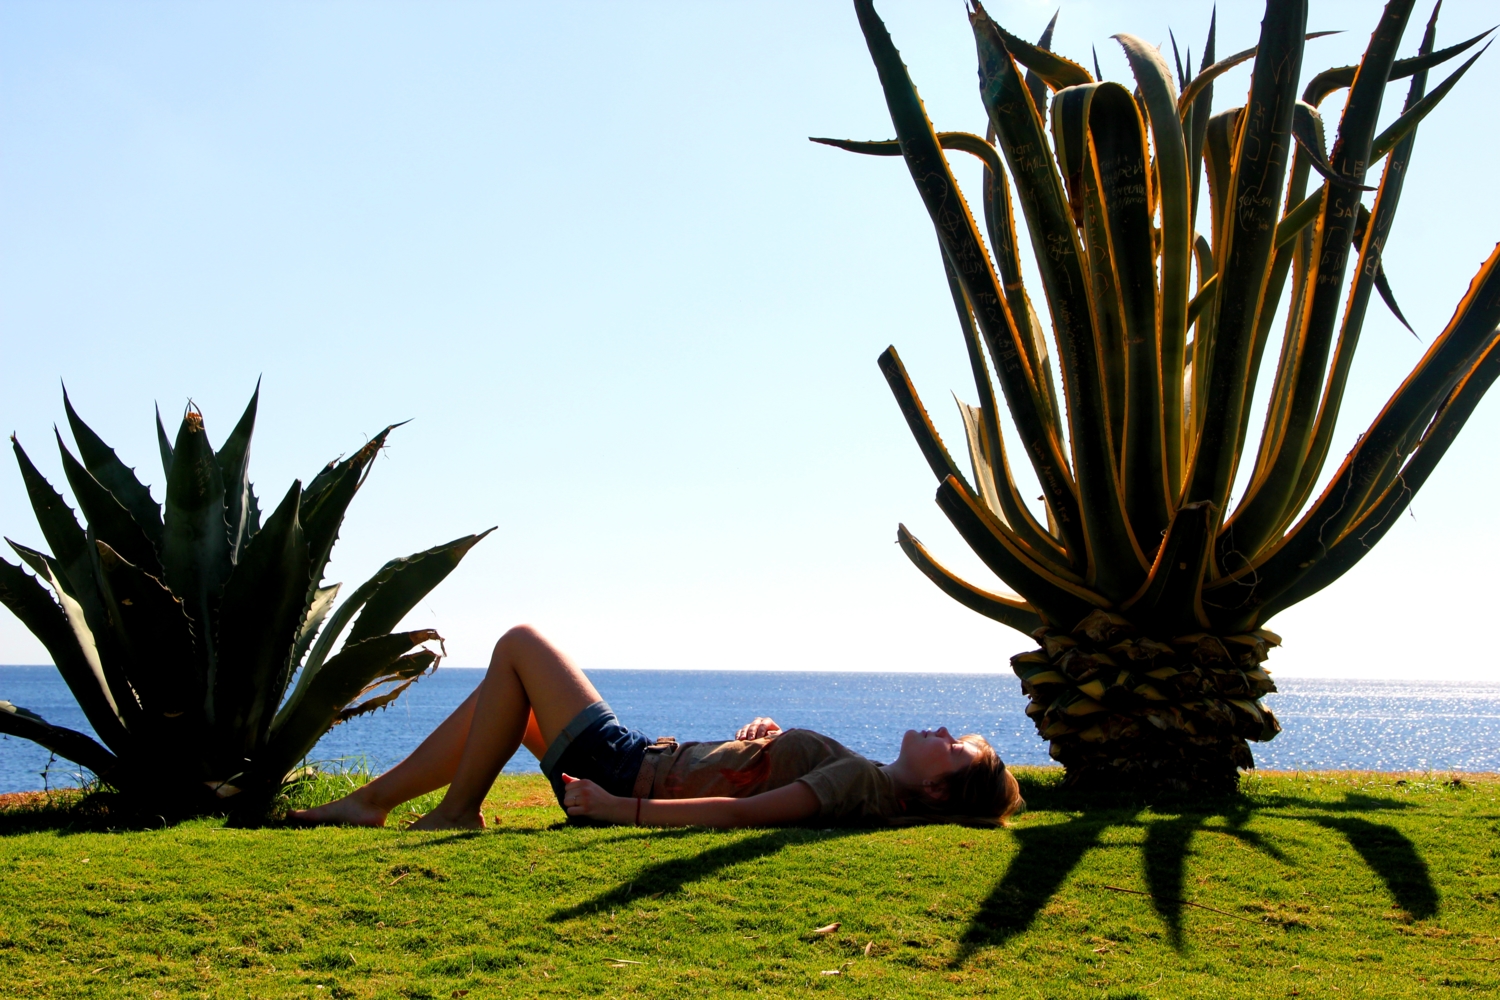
[645,729,900,824]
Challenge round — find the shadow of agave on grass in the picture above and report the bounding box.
[549,828,860,921]
[951,810,1126,964]
[951,786,1441,964]
[1142,814,1202,950]
[1312,815,1439,919]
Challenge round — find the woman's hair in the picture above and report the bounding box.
[903,734,1026,827]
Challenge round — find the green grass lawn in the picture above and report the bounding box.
[0,768,1496,998]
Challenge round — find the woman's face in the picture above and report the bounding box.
[897,727,982,785]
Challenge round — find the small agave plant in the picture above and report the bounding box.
[821,0,1496,791]
[0,386,490,812]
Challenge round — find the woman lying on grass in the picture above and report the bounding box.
[292,626,1024,830]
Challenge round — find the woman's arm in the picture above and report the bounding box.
[560,774,819,828]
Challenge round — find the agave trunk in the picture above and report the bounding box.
[1015,611,1279,794]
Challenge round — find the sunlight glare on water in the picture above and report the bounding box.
[1,667,1497,792]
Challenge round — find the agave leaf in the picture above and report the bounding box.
[812,127,1071,460]
[1275,187,1324,247]
[897,524,1043,635]
[56,432,160,575]
[942,128,1062,440]
[807,136,899,156]
[972,1,1091,91]
[286,528,493,714]
[1052,85,1125,437]
[1374,266,1417,336]
[334,650,438,723]
[1254,202,1319,485]
[1121,501,1217,634]
[301,425,400,595]
[6,440,140,722]
[263,629,441,781]
[62,389,163,548]
[344,529,493,646]
[0,699,120,783]
[953,395,1071,571]
[877,347,972,495]
[1170,30,1187,91]
[1194,234,1216,285]
[941,256,1070,567]
[1291,134,1376,191]
[1209,243,1500,620]
[244,482,262,539]
[1290,101,1376,190]
[1178,30,1340,114]
[292,583,341,671]
[1269,12,1439,538]
[850,0,1087,564]
[934,476,1106,629]
[1085,80,1172,543]
[1200,106,1240,262]
[1186,275,1219,328]
[1184,0,1306,519]
[1113,38,1191,469]
[1195,105,1242,430]
[4,538,140,733]
[11,435,92,597]
[956,396,1003,517]
[0,554,128,751]
[1217,0,1416,565]
[972,5,1143,595]
[1303,26,1494,104]
[215,382,259,562]
[1368,45,1488,163]
[160,407,231,643]
[1266,330,1500,615]
[212,481,309,758]
[155,404,174,482]
[1024,10,1061,124]
[93,539,198,719]
[1187,11,1217,232]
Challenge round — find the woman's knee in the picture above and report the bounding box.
[493,624,550,660]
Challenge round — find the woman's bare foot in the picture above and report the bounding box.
[288,792,390,828]
[407,808,485,832]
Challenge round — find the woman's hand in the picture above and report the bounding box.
[735,717,782,740]
[560,774,632,823]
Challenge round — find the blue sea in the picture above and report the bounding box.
[2,665,1498,793]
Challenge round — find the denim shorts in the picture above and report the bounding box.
[539,701,651,811]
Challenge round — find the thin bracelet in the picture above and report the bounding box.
[635,796,643,826]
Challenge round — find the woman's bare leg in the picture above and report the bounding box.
[290,626,597,828]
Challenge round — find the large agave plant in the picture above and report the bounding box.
[820,0,1497,791]
[0,387,490,810]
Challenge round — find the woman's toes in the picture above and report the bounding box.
[407,810,485,832]
[288,798,388,828]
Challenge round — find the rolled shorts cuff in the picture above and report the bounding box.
[539,700,614,777]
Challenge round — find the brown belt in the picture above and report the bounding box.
[631,736,678,798]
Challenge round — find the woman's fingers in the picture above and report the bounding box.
[738,718,775,739]
[563,776,604,816]
[734,717,783,740]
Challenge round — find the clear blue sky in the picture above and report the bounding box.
[2,1,1496,679]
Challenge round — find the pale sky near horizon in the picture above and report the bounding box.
[1,0,1496,682]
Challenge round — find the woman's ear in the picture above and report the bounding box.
[919,778,950,803]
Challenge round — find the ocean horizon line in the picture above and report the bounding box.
[3,663,1498,685]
